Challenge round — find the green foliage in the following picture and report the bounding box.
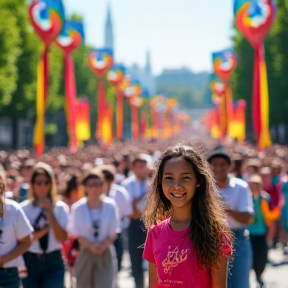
[230,34,254,129]
[46,44,64,112]
[265,0,288,127]
[231,0,288,135]
[0,0,22,108]
[156,84,210,109]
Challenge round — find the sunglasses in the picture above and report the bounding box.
[34,181,50,186]
[23,166,33,170]
[86,183,103,188]
[92,222,99,238]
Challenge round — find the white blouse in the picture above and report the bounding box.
[0,199,33,268]
[108,184,133,231]
[68,197,118,243]
[21,200,69,254]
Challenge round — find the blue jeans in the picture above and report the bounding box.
[114,233,123,271]
[22,250,65,288]
[228,229,252,288]
[0,267,20,288]
[128,219,147,288]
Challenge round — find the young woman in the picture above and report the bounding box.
[142,145,233,288]
[0,169,33,288]
[67,168,118,288]
[248,174,280,288]
[21,162,69,288]
[96,165,132,271]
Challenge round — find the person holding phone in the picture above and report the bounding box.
[21,162,69,288]
[0,169,33,288]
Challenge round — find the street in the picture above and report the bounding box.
[117,248,288,288]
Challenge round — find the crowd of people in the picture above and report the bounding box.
[0,135,288,288]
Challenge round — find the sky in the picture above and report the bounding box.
[64,0,234,75]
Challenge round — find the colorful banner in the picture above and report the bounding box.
[212,50,237,138]
[229,100,246,142]
[29,0,65,159]
[234,0,276,150]
[107,64,126,140]
[102,103,113,145]
[210,109,221,139]
[88,48,113,79]
[56,20,85,153]
[88,48,113,139]
[75,98,91,141]
[130,96,144,141]
[212,49,237,84]
[210,74,225,97]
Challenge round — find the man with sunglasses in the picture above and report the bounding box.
[0,170,33,288]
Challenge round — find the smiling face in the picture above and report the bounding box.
[162,157,199,209]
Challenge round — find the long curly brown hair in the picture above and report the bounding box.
[142,144,233,269]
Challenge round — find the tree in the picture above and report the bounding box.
[231,0,288,141]
[0,0,22,110]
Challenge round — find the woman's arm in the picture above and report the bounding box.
[0,235,32,267]
[149,262,159,288]
[211,255,229,288]
[38,200,68,243]
[46,212,68,243]
[78,237,94,250]
[32,226,50,242]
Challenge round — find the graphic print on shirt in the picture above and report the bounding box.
[89,208,102,239]
[162,245,191,276]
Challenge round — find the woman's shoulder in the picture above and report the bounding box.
[148,218,169,237]
[230,177,248,189]
[20,199,32,209]
[70,197,87,210]
[103,196,117,207]
[54,200,69,212]
[5,198,23,211]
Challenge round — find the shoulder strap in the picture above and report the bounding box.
[34,210,46,227]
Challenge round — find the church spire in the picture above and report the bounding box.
[145,50,152,73]
[104,4,114,53]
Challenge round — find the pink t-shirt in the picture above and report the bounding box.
[143,218,232,288]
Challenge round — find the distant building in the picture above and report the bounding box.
[104,6,155,95]
[127,50,156,95]
[104,4,114,55]
[156,68,209,90]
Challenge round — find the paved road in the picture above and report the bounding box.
[118,248,288,288]
[65,248,288,288]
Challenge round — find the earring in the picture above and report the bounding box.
[197,184,200,188]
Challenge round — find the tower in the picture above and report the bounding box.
[144,50,155,94]
[145,50,152,74]
[104,4,114,54]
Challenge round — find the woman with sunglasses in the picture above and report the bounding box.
[0,169,33,288]
[68,168,118,288]
[21,162,69,288]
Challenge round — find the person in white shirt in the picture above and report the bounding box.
[207,146,254,288]
[96,165,132,271]
[68,168,118,288]
[21,162,69,288]
[122,153,152,288]
[0,170,33,288]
